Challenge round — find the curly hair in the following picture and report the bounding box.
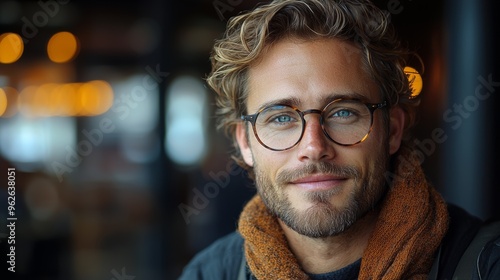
[207,0,420,173]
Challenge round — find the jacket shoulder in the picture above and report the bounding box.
[437,204,483,279]
[178,231,244,280]
[438,204,500,279]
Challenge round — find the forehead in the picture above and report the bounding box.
[247,38,379,112]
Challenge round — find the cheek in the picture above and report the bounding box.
[347,126,389,177]
[368,115,390,153]
[252,146,290,180]
[253,148,280,171]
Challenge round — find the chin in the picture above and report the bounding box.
[280,198,359,238]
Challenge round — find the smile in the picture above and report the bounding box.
[290,174,348,191]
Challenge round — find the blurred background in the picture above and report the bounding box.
[0,0,499,279]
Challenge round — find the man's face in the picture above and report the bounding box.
[236,38,404,238]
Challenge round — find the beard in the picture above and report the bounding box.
[254,150,390,238]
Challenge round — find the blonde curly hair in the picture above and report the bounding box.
[207,0,420,173]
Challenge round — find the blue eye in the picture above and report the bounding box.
[332,110,353,118]
[275,115,293,122]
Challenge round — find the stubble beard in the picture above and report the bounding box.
[254,152,389,239]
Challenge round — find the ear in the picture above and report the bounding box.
[236,123,254,167]
[388,106,406,155]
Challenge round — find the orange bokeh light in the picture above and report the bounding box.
[404,66,423,98]
[0,88,7,116]
[0,33,24,64]
[0,87,19,118]
[17,81,113,117]
[47,31,80,63]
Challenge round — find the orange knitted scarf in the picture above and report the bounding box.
[238,150,449,279]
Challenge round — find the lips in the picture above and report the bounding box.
[290,174,348,191]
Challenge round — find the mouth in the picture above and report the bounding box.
[290,174,348,191]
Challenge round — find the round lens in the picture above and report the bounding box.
[322,100,372,145]
[254,105,303,150]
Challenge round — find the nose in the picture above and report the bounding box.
[296,113,336,162]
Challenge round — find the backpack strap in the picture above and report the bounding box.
[452,220,500,279]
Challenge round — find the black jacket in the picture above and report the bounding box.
[178,205,500,280]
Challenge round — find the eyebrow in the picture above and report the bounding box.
[254,91,372,112]
[320,92,370,104]
[255,97,301,112]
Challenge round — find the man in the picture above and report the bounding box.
[179,0,500,279]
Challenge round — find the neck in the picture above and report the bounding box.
[279,209,379,274]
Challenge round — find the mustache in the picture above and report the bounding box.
[276,162,360,184]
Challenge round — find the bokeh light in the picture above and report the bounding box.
[53,83,78,116]
[0,88,7,116]
[165,76,208,166]
[47,31,80,63]
[0,33,24,64]
[35,83,59,116]
[16,81,114,117]
[404,66,423,98]
[78,80,114,116]
[0,87,19,118]
[18,85,37,118]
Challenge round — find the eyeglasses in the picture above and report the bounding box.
[241,98,387,151]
